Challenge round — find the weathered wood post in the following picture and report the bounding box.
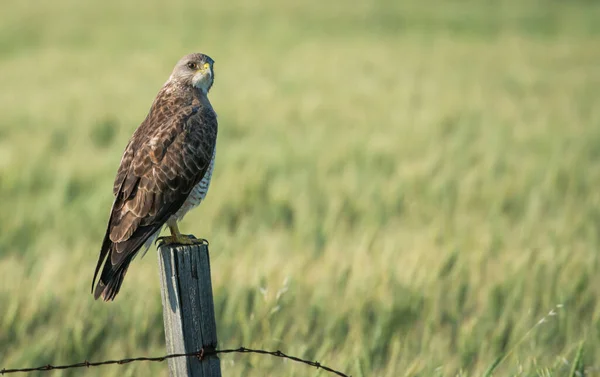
[157,241,222,377]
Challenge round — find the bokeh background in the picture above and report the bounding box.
[1,0,600,376]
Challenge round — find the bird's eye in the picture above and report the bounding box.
[187,62,198,70]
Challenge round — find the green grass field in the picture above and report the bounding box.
[2,0,600,375]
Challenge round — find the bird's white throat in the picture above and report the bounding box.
[192,71,212,93]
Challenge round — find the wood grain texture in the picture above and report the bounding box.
[157,243,222,377]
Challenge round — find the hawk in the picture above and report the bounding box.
[91,53,218,301]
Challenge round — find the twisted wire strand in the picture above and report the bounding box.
[1,346,350,377]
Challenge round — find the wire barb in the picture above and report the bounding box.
[0,346,350,377]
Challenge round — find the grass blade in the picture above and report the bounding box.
[482,355,503,377]
[568,342,584,377]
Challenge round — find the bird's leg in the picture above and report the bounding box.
[156,219,208,247]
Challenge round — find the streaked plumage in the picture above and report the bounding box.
[92,53,218,301]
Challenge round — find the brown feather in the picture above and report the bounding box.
[109,212,141,243]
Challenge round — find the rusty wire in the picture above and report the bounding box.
[0,346,350,376]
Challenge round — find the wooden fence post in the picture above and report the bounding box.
[157,242,222,377]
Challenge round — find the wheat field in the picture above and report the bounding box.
[1,0,600,376]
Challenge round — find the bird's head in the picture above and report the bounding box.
[170,53,215,94]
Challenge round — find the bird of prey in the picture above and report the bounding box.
[92,53,218,301]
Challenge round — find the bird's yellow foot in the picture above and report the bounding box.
[156,234,208,247]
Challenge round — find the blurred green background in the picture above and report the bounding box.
[1,0,600,376]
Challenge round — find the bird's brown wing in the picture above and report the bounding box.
[92,88,217,301]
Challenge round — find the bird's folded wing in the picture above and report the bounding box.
[93,97,217,286]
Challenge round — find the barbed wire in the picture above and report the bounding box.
[0,346,351,376]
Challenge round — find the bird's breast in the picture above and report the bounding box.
[174,148,216,220]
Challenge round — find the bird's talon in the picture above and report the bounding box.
[155,234,207,247]
[155,235,175,247]
[181,234,209,246]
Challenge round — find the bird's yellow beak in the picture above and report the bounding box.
[201,63,210,71]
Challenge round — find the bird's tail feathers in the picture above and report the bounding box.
[92,224,160,301]
[94,257,131,302]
